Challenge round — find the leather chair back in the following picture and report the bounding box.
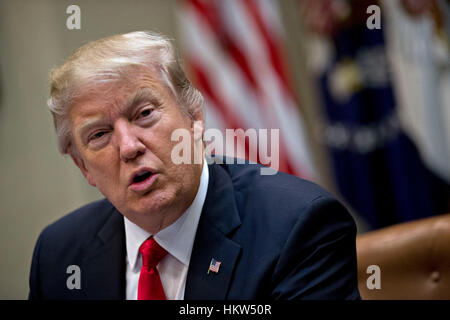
[356,214,450,299]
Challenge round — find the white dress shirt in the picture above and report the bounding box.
[124,161,209,300]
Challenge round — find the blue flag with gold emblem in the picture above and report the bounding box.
[315,8,449,230]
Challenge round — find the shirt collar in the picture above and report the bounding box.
[124,160,209,271]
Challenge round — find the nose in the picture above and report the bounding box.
[115,121,146,162]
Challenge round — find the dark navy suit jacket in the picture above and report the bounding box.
[29,161,361,299]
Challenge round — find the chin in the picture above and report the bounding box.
[135,190,176,214]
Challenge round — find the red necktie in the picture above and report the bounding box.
[137,237,168,300]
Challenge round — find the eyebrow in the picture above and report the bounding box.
[122,87,162,117]
[76,87,162,139]
[76,116,107,141]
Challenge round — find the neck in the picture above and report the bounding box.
[132,161,204,235]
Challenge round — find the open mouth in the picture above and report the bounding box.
[132,171,152,184]
[129,168,158,193]
[128,168,159,194]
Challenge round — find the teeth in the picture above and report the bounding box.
[136,171,148,177]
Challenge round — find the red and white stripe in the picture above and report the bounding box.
[177,0,314,179]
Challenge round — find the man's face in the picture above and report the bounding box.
[69,70,203,232]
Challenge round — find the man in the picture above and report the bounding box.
[29,31,360,300]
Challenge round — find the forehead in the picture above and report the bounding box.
[69,71,170,118]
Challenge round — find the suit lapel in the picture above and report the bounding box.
[184,163,242,300]
[82,206,126,300]
[77,162,242,300]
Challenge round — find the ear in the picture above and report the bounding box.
[192,120,204,142]
[191,110,204,142]
[70,153,97,187]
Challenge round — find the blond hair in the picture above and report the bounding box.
[47,31,203,154]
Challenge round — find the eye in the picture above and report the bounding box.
[139,108,153,119]
[90,131,106,141]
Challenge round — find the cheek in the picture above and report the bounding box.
[143,120,182,158]
[85,149,120,181]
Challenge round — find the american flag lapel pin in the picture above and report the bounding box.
[207,258,221,274]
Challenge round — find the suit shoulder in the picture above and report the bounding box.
[222,161,336,205]
[218,161,355,233]
[38,198,115,244]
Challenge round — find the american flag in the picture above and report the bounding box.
[177,0,315,179]
[208,258,221,274]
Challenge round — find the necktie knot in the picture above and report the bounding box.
[139,237,167,268]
